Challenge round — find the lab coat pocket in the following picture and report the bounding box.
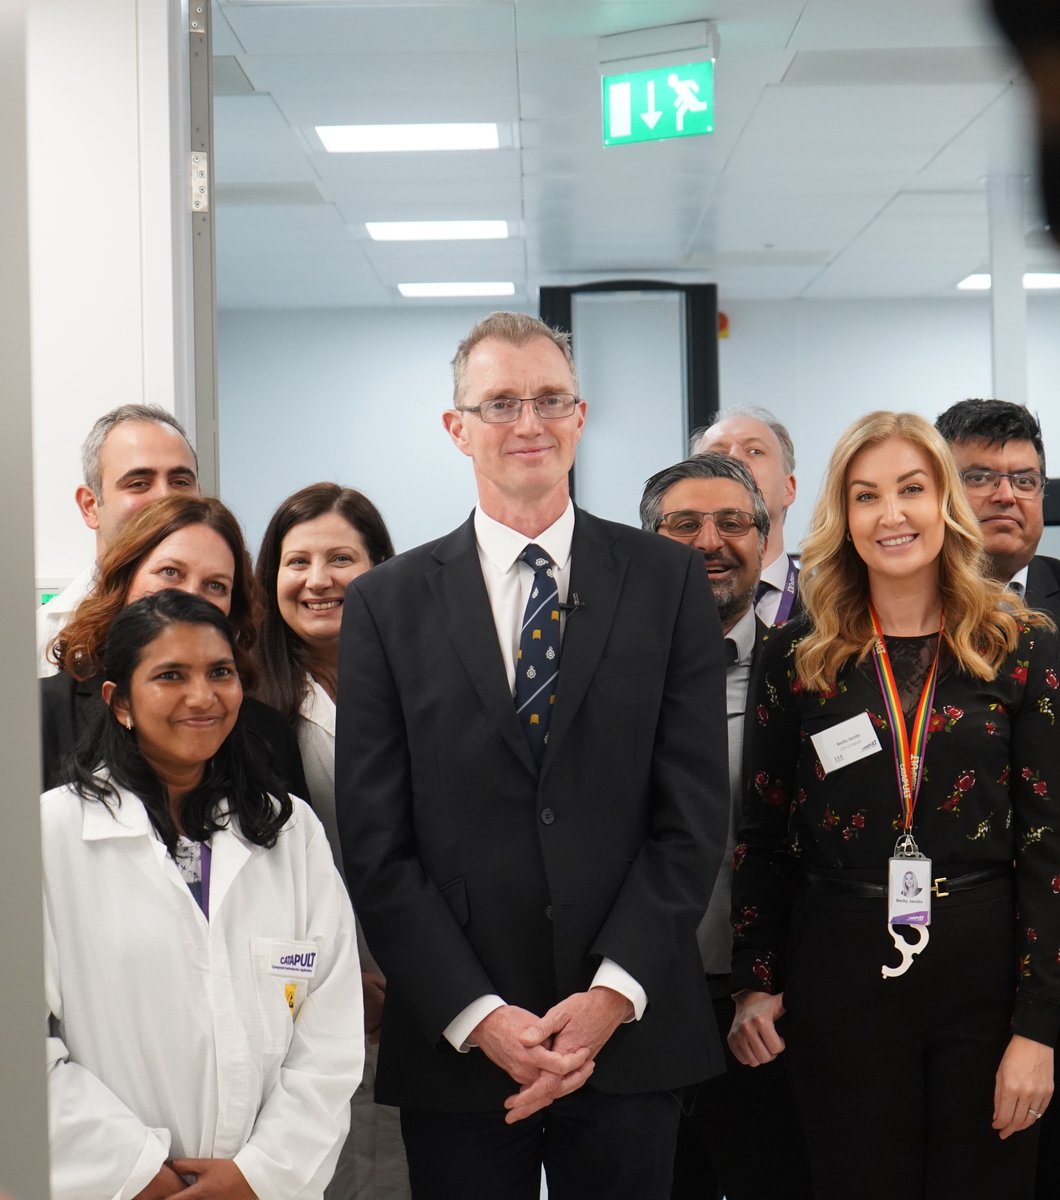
[250,937,320,1055]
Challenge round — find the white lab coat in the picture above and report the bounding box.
[42,781,364,1200]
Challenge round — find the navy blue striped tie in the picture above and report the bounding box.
[514,544,561,766]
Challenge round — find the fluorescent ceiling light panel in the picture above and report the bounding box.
[958,272,1060,290]
[366,220,509,242]
[398,282,516,298]
[317,123,499,153]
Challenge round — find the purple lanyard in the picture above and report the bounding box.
[199,841,212,919]
[772,557,798,625]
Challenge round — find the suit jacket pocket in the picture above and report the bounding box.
[439,877,470,927]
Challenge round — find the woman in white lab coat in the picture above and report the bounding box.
[43,589,364,1200]
[254,483,408,1200]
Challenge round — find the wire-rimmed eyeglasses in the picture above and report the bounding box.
[959,468,1045,497]
[657,509,760,539]
[455,393,580,424]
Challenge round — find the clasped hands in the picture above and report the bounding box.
[471,987,633,1124]
[132,1159,256,1199]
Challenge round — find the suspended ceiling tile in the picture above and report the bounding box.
[787,0,1003,52]
[221,1,515,56]
[214,94,323,183]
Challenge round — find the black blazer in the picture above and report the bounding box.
[1026,555,1060,623]
[39,670,309,799]
[336,508,730,1110]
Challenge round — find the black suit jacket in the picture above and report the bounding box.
[39,670,309,799]
[336,508,730,1111]
[1025,555,1060,623]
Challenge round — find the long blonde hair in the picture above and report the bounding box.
[795,411,1047,691]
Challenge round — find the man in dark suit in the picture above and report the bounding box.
[335,312,729,1199]
[937,398,1060,1198]
[936,399,1060,622]
[640,453,811,1200]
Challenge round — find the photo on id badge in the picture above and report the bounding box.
[887,858,931,926]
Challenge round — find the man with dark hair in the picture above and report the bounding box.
[337,313,729,1199]
[691,407,799,626]
[939,398,1060,1199]
[37,404,199,675]
[936,398,1059,620]
[642,453,811,1200]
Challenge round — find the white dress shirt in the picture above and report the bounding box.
[696,604,755,975]
[442,502,646,1052]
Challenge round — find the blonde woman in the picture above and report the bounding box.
[729,412,1059,1200]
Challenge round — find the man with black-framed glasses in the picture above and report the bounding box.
[936,399,1060,621]
[937,398,1060,1200]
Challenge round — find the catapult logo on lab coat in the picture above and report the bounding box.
[267,939,319,978]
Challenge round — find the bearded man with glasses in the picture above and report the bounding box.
[936,399,1060,622]
[641,452,812,1200]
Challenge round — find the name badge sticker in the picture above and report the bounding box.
[267,940,319,979]
[810,711,883,776]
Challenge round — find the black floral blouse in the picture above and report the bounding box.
[730,616,1060,1044]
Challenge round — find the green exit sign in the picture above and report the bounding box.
[602,61,714,146]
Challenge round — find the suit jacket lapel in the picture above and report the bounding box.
[1026,556,1060,620]
[428,515,538,776]
[543,510,625,774]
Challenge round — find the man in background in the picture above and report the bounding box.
[937,397,1059,1200]
[692,407,799,625]
[36,403,199,674]
[641,452,811,1200]
[936,398,1059,620]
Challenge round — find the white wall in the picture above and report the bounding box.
[218,305,530,558]
[573,291,687,530]
[219,296,1060,559]
[716,297,1060,557]
[27,0,194,586]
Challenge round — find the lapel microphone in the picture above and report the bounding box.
[558,593,587,614]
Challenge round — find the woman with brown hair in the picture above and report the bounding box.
[41,494,307,797]
[729,411,1060,1199]
[255,482,407,1200]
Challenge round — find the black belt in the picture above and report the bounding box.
[804,864,1011,899]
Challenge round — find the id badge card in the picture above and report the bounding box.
[888,855,931,926]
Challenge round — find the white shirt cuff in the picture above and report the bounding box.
[443,994,505,1052]
[591,959,646,1021]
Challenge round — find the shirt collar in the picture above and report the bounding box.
[474,500,575,572]
[79,780,154,841]
[300,674,336,734]
[725,604,757,667]
[758,551,793,592]
[1008,564,1030,594]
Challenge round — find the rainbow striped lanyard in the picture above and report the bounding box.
[869,605,943,842]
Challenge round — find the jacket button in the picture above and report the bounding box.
[540,808,555,825]
[545,905,553,920]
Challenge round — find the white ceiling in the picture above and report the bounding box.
[212,0,1060,309]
